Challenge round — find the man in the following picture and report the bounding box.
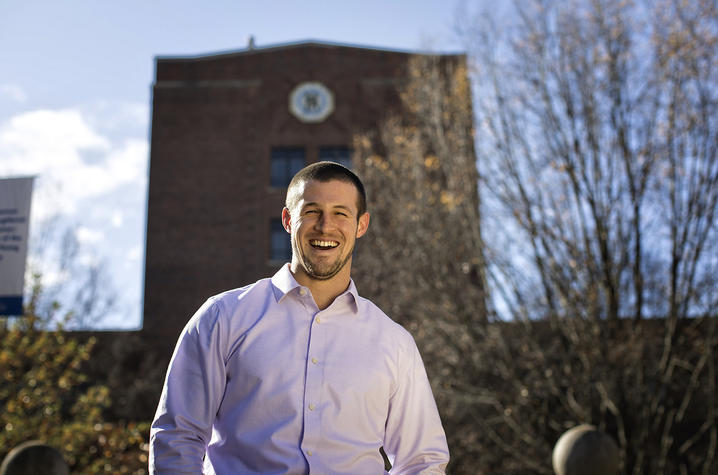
[149,162,449,474]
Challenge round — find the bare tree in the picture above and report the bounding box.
[25,216,116,329]
[353,0,718,473]
[463,0,717,473]
[465,0,718,325]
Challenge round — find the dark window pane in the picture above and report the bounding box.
[271,147,305,187]
[270,219,292,262]
[319,146,352,169]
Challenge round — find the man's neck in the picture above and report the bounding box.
[290,265,352,310]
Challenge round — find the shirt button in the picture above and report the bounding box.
[299,288,307,296]
[311,357,318,364]
[308,403,315,411]
[315,317,321,324]
[307,450,313,456]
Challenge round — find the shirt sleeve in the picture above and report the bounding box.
[383,337,450,474]
[149,299,229,474]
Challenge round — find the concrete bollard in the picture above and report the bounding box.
[0,441,69,475]
[552,424,619,475]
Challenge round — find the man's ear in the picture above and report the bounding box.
[281,207,292,233]
[356,212,370,239]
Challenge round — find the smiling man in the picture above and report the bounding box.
[149,162,449,474]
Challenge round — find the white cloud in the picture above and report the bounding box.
[76,226,105,244]
[111,210,124,227]
[126,244,142,261]
[0,84,27,103]
[1,109,109,163]
[0,106,148,218]
[78,252,102,267]
[84,101,150,135]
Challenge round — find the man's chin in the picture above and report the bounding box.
[304,264,343,281]
[302,255,353,281]
[294,245,354,282]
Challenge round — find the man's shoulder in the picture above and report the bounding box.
[211,277,272,303]
[186,277,275,331]
[196,277,274,318]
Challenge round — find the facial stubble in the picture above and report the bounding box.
[293,236,356,281]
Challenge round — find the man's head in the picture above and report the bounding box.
[286,161,367,220]
[282,161,370,283]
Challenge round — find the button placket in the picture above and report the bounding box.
[302,309,325,464]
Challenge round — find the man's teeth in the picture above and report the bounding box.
[310,240,339,249]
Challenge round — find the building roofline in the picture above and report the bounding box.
[155,38,465,62]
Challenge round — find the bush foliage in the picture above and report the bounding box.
[0,276,149,474]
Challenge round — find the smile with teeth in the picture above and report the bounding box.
[309,239,339,249]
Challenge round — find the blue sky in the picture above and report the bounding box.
[0,0,466,329]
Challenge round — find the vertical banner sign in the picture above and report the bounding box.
[0,177,34,316]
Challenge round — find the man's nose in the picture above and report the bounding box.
[313,212,334,231]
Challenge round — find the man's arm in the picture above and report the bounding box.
[383,338,450,474]
[149,299,228,473]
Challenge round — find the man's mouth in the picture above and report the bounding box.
[309,239,339,250]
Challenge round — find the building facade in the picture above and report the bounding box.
[142,40,464,356]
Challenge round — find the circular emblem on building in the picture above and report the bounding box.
[289,82,334,123]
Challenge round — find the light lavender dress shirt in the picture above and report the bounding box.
[149,264,449,474]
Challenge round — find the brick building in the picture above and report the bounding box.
[141,40,465,357]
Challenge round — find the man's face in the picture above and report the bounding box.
[283,179,369,282]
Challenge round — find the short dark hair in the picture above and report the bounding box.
[286,161,367,218]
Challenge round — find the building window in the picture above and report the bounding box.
[319,146,353,169]
[271,147,305,187]
[270,218,292,262]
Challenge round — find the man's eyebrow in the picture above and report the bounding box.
[301,202,354,213]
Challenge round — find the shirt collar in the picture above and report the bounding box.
[271,264,359,314]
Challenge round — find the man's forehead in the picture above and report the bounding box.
[295,179,359,209]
